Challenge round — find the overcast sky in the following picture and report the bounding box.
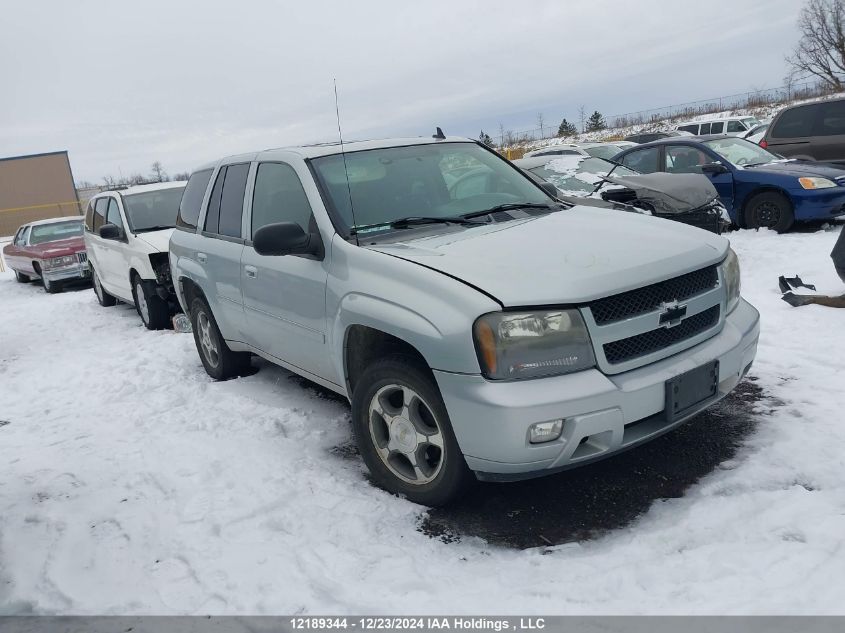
[1,0,804,183]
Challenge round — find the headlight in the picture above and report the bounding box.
[473,309,595,380]
[799,177,836,189]
[721,248,741,313]
[45,255,76,269]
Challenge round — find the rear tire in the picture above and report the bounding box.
[92,268,116,306]
[350,355,474,506]
[744,191,794,233]
[190,297,251,380]
[14,270,31,283]
[132,276,169,330]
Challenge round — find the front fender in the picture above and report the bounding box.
[330,290,487,388]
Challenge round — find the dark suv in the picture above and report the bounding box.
[762,97,845,164]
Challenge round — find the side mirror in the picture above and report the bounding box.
[539,181,560,198]
[701,162,729,175]
[253,222,322,257]
[99,223,123,240]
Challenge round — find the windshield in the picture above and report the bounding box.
[29,220,83,244]
[121,187,185,231]
[703,137,780,166]
[583,145,624,160]
[742,117,762,129]
[528,156,637,194]
[310,142,552,232]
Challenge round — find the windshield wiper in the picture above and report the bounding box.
[462,202,558,219]
[134,225,174,233]
[350,216,483,235]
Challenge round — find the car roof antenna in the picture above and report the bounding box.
[433,126,446,139]
[334,79,359,245]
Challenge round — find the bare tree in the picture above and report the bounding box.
[786,0,845,90]
[150,161,168,183]
[536,112,545,139]
[172,171,191,181]
[578,105,586,133]
[499,122,505,147]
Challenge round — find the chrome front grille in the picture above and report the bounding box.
[590,265,718,325]
[584,265,725,374]
[77,252,88,264]
[603,305,720,365]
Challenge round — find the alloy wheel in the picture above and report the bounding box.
[367,384,445,485]
[135,282,150,324]
[197,311,220,368]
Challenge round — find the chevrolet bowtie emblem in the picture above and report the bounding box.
[659,300,687,327]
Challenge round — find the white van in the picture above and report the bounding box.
[676,116,763,136]
[84,182,186,329]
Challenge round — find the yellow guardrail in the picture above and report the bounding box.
[0,200,82,214]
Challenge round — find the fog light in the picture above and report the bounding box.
[529,419,563,444]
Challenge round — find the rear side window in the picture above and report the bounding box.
[85,200,95,231]
[204,169,225,234]
[106,198,124,231]
[177,169,213,230]
[621,146,660,173]
[710,122,725,134]
[677,125,698,134]
[93,198,108,231]
[814,100,845,136]
[251,162,314,237]
[771,104,818,138]
[219,163,249,238]
[698,123,712,135]
[203,163,249,238]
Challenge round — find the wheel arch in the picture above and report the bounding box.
[343,325,433,398]
[178,276,209,317]
[740,185,794,214]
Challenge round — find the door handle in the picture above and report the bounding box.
[197,252,207,263]
[244,265,257,278]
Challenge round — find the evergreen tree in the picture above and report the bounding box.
[557,119,578,137]
[479,130,495,147]
[586,111,607,132]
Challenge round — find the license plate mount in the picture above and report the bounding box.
[665,360,719,422]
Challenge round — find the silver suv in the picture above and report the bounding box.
[169,136,760,506]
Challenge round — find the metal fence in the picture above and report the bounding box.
[495,77,837,147]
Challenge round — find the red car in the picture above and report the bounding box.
[3,217,90,293]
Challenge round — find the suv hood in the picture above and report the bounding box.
[368,206,728,307]
[134,228,174,252]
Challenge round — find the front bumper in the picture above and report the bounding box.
[42,263,91,283]
[434,298,760,480]
[792,187,845,221]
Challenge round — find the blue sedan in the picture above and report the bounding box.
[612,135,845,232]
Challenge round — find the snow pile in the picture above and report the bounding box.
[1,225,845,615]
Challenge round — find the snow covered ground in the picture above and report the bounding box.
[1,225,844,615]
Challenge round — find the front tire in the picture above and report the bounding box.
[190,297,251,380]
[744,191,794,233]
[351,355,473,506]
[40,269,62,294]
[133,276,169,330]
[14,270,31,283]
[92,268,116,306]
